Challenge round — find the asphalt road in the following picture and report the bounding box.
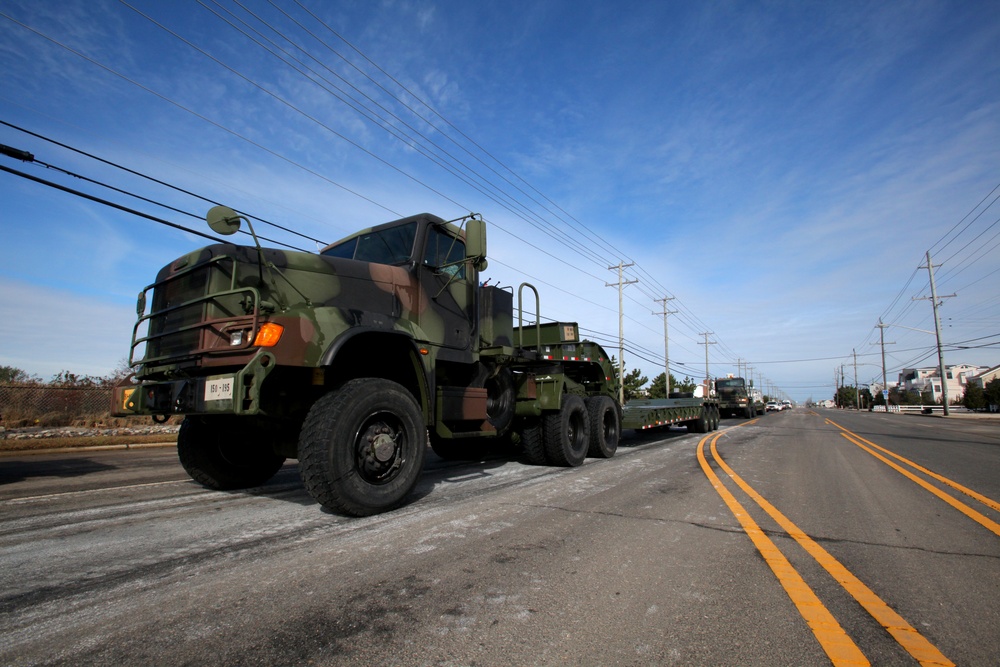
[1,409,997,666]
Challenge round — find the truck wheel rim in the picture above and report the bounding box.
[355,411,406,484]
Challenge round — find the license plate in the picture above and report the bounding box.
[204,376,234,401]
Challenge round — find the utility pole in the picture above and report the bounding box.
[606,262,638,405]
[653,296,677,395]
[915,252,956,415]
[839,365,845,407]
[874,319,895,408]
[853,349,860,410]
[699,332,716,396]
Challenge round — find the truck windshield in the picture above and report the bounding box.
[322,222,417,265]
[716,380,744,388]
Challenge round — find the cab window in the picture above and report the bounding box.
[423,227,466,279]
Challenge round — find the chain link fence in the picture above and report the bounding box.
[0,383,128,428]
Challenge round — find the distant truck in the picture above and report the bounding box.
[715,376,759,418]
[114,207,719,516]
[750,386,766,416]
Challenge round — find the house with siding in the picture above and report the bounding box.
[898,364,990,403]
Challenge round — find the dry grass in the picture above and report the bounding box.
[0,433,177,453]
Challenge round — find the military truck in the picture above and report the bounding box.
[715,376,758,418]
[750,386,766,417]
[114,207,718,516]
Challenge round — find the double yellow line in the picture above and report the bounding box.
[697,421,958,666]
[826,418,1000,536]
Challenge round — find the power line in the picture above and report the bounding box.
[1,5,824,391]
[0,163,225,244]
[1,119,326,245]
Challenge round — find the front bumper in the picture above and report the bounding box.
[113,350,276,418]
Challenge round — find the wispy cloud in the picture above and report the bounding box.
[1,0,997,397]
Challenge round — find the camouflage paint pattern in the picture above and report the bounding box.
[113,211,627,440]
[114,208,734,444]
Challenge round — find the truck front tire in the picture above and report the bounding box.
[299,378,426,516]
[177,416,285,490]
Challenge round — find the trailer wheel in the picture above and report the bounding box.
[517,421,547,465]
[177,416,285,490]
[585,396,619,458]
[543,395,589,466]
[298,378,425,516]
[687,408,710,434]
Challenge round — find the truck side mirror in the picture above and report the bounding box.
[207,205,241,235]
[465,218,488,271]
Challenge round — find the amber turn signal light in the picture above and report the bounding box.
[253,322,284,347]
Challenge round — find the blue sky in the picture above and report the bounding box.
[1,0,998,402]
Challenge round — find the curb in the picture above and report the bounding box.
[0,441,177,458]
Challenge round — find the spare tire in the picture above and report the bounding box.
[485,367,515,435]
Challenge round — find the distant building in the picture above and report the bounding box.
[898,364,991,403]
[970,364,1000,389]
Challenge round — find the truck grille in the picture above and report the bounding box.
[130,255,262,367]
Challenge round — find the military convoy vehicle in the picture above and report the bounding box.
[114,207,719,516]
[750,385,766,416]
[715,375,760,418]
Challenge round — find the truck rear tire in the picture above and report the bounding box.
[517,421,547,465]
[298,378,426,516]
[177,416,285,490]
[543,394,589,467]
[585,396,619,458]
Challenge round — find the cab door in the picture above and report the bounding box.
[417,225,474,351]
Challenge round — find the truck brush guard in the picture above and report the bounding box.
[129,254,264,369]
